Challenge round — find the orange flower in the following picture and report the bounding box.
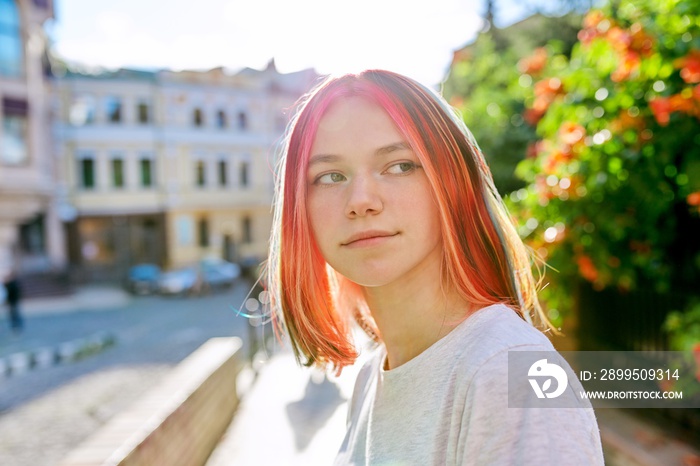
[669,93,696,114]
[687,192,700,206]
[535,176,556,201]
[527,78,564,123]
[576,255,599,282]
[450,96,464,107]
[523,108,545,126]
[611,111,645,133]
[607,26,632,54]
[611,51,640,82]
[578,28,598,45]
[649,97,672,126]
[558,121,586,146]
[629,24,654,57]
[629,240,652,254]
[658,378,676,393]
[534,77,563,96]
[526,142,539,159]
[542,146,574,175]
[674,49,700,84]
[583,10,606,30]
[518,47,548,75]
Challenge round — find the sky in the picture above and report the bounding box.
[47,0,567,87]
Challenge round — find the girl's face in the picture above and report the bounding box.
[306,96,443,288]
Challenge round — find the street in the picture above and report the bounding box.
[0,281,262,466]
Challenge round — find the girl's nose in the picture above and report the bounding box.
[345,175,383,218]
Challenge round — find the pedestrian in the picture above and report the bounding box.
[265,70,604,464]
[4,271,23,333]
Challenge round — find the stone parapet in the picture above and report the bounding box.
[59,337,243,466]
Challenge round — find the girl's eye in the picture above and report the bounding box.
[385,162,416,175]
[316,172,346,184]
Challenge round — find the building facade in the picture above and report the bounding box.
[0,0,63,281]
[53,61,318,281]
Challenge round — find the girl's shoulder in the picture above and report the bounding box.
[456,303,555,352]
[445,304,556,383]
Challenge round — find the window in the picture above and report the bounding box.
[196,160,206,187]
[69,94,96,126]
[198,218,209,247]
[218,160,227,187]
[19,214,45,254]
[1,97,28,165]
[237,111,248,130]
[242,216,252,244]
[137,100,150,124]
[193,108,204,127]
[0,0,22,77]
[216,110,227,128]
[80,157,95,189]
[111,158,124,188]
[140,158,153,187]
[105,96,122,123]
[239,161,249,188]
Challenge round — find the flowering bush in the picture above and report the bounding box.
[508,0,700,324]
[663,301,700,395]
[442,14,582,194]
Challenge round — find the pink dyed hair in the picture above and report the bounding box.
[267,70,549,371]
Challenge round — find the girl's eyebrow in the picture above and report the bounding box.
[308,141,411,167]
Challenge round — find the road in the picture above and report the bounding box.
[0,281,265,466]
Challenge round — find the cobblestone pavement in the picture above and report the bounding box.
[0,282,257,466]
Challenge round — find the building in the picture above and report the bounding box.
[52,61,318,281]
[0,0,64,283]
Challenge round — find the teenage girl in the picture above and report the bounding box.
[266,70,604,465]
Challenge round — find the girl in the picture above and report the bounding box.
[266,70,604,465]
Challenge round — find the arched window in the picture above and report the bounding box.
[0,0,23,77]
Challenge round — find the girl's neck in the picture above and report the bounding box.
[363,268,473,370]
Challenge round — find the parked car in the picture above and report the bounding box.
[158,259,241,296]
[125,263,162,295]
[157,267,199,296]
[200,258,241,289]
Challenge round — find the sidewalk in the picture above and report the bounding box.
[206,333,375,466]
[22,285,132,316]
[210,345,700,466]
[0,286,130,376]
[206,350,353,466]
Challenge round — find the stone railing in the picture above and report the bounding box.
[59,337,243,466]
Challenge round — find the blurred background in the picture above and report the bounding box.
[1,0,699,464]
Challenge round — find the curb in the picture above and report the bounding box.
[0,331,117,378]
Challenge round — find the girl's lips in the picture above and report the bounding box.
[342,231,399,247]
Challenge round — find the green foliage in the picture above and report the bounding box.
[508,0,700,322]
[663,300,700,397]
[443,14,582,194]
[664,301,700,352]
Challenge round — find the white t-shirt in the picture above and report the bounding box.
[335,304,605,466]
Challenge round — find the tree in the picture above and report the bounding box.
[443,12,582,194]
